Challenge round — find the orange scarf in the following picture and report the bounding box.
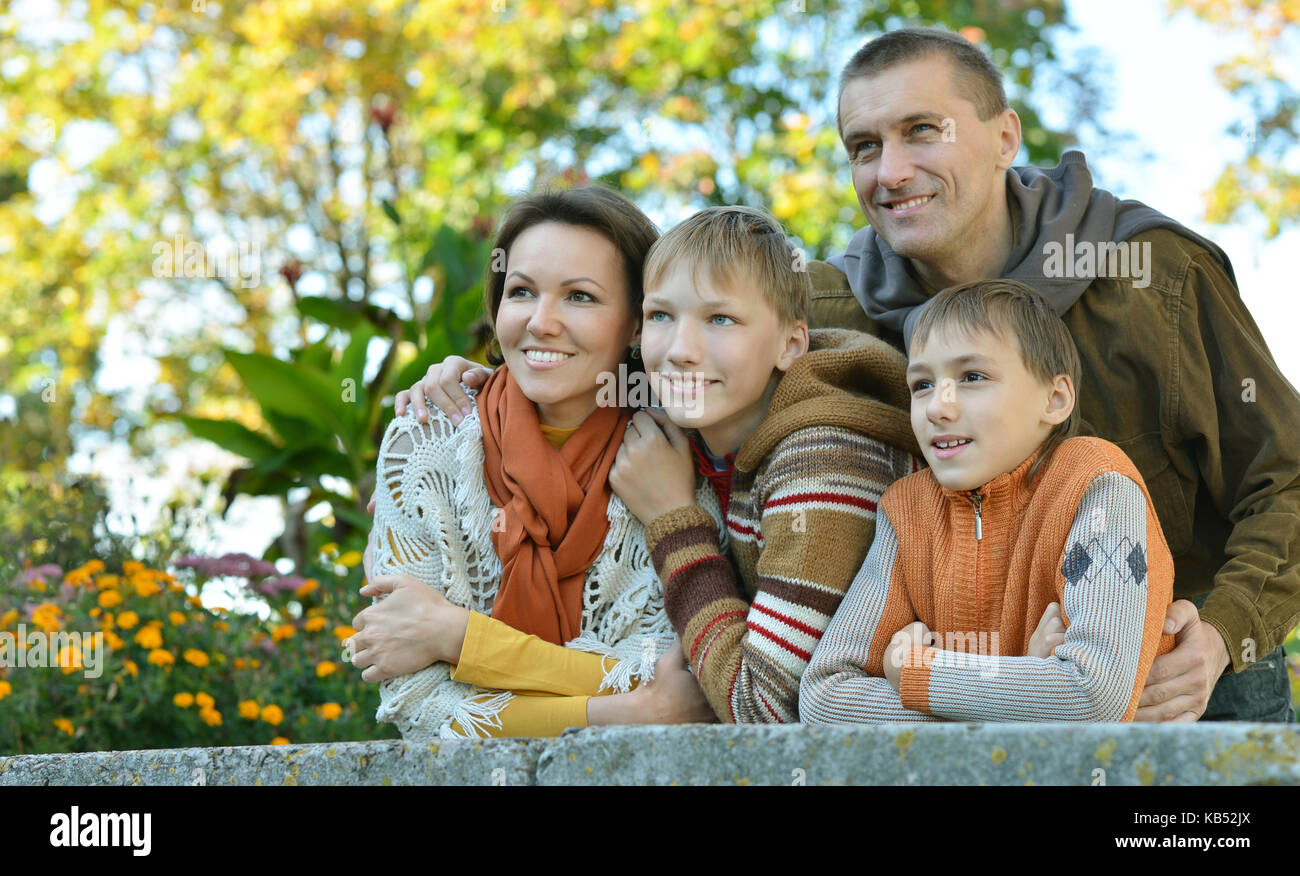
[478,366,631,645]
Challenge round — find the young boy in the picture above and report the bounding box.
[799,279,1176,723]
[609,206,922,723]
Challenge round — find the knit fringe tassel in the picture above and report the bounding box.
[442,689,516,739]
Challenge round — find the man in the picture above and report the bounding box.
[398,26,1300,722]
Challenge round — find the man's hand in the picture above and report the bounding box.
[609,409,697,524]
[349,575,470,682]
[395,355,494,425]
[883,621,932,691]
[1027,601,1065,659]
[587,639,716,726]
[1135,599,1230,722]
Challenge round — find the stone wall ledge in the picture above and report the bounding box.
[1,723,1297,786]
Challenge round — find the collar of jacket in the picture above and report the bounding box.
[936,444,1043,528]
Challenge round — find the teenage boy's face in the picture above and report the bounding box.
[640,260,807,455]
[906,324,1072,492]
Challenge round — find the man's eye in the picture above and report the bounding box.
[911,123,936,135]
[851,141,878,160]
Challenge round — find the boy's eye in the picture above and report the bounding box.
[962,371,987,383]
[646,310,670,323]
[709,314,735,326]
[910,379,933,394]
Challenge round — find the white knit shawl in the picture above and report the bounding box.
[370,399,723,740]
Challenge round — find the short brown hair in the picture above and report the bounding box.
[837,26,1009,134]
[643,206,809,326]
[483,185,659,365]
[911,279,1081,480]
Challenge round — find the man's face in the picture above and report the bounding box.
[838,54,1014,267]
[906,324,1071,492]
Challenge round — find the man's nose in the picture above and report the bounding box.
[877,140,916,192]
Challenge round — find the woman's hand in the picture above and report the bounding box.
[1027,601,1066,659]
[883,621,932,691]
[587,639,717,725]
[609,409,697,525]
[349,575,470,682]
[395,355,494,426]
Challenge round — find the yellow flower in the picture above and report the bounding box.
[238,700,260,720]
[214,620,230,633]
[260,704,284,726]
[186,595,203,608]
[105,631,125,651]
[134,627,162,650]
[317,702,343,721]
[320,542,339,556]
[316,661,338,678]
[294,578,320,598]
[57,643,84,674]
[89,607,101,618]
[271,624,295,642]
[147,648,174,667]
[173,692,195,708]
[270,736,290,745]
[98,590,123,609]
[333,625,356,642]
[0,680,11,700]
[133,574,162,598]
[251,659,261,669]
[168,611,187,626]
[31,603,62,633]
[337,550,363,568]
[95,574,119,590]
[183,649,210,667]
[304,617,327,633]
[28,578,46,592]
[53,718,75,736]
[123,660,138,677]
[117,610,139,629]
[1,608,18,629]
[199,706,222,727]
[146,619,164,628]
[195,691,215,709]
[123,561,144,575]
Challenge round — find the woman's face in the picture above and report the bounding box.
[495,221,639,429]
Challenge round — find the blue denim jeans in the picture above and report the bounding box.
[1193,593,1296,722]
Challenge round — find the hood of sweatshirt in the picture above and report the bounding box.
[735,328,919,472]
[827,150,1237,350]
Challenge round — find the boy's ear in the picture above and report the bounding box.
[1042,373,1075,426]
[776,320,810,372]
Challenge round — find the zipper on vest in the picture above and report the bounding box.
[970,491,983,541]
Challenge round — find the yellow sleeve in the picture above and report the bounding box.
[448,692,591,738]
[450,610,635,696]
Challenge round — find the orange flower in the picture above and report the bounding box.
[105,631,126,651]
[57,643,84,674]
[1,608,18,629]
[317,702,343,721]
[260,704,284,726]
[53,718,75,736]
[116,610,139,629]
[134,627,162,650]
[98,590,123,609]
[123,561,144,575]
[333,625,356,643]
[123,660,138,677]
[337,551,363,568]
[147,648,174,667]
[31,603,61,633]
[0,680,12,700]
[294,578,320,598]
[195,691,215,709]
[199,706,222,727]
[238,700,260,720]
[168,611,187,626]
[304,617,327,633]
[271,624,295,642]
[270,736,290,745]
[316,661,338,678]
[134,574,162,598]
[95,574,119,590]
[214,620,230,633]
[183,649,210,667]
[173,692,195,708]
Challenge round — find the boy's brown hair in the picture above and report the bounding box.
[643,206,810,326]
[911,278,1082,481]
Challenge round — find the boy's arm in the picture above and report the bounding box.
[646,427,900,723]
[900,472,1173,722]
[799,507,942,723]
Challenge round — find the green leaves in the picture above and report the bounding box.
[177,416,281,462]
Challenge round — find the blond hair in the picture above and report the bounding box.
[643,206,809,325]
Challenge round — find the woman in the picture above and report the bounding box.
[351,186,718,740]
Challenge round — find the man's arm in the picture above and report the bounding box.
[1176,248,1300,671]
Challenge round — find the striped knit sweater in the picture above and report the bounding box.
[799,436,1177,724]
[644,329,921,723]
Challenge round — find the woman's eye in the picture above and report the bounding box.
[569,290,595,303]
[506,285,533,298]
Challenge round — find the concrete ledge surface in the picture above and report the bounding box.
[1,723,1296,786]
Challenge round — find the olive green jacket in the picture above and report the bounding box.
[806,232,1300,673]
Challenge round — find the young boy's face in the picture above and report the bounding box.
[640,259,807,455]
[906,323,1073,492]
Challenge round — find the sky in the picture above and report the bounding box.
[36,0,1299,591]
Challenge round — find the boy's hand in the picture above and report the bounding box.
[1027,601,1065,659]
[883,621,932,690]
[395,355,493,426]
[609,409,697,524]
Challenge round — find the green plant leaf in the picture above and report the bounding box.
[177,415,281,461]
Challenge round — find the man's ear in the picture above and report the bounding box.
[1042,373,1075,426]
[995,108,1022,170]
[776,320,810,372]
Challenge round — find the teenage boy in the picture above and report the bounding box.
[800,279,1175,723]
[607,206,922,723]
